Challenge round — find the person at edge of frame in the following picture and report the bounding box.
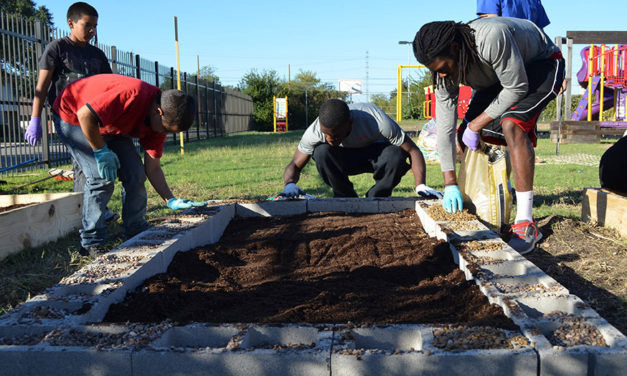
[412,17,564,254]
[476,0,550,29]
[280,99,443,200]
[52,73,207,257]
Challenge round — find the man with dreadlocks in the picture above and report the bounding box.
[413,17,564,254]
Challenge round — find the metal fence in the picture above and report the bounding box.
[0,12,254,175]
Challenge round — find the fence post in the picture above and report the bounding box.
[154,61,159,87]
[111,46,117,74]
[183,72,189,141]
[204,83,209,137]
[195,74,201,139]
[34,19,50,167]
[213,80,218,136]
[135,54,141,79]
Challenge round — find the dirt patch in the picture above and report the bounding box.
[523,215,627,335]
[105,210,517,329]
[0,203,33,214]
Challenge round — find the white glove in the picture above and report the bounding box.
[282,183,305,198]
[415,184,443,199]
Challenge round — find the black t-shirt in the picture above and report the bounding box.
[39,36,112,105]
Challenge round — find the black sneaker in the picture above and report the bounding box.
[79,245,109,258]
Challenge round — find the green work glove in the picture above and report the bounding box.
[93,146,120,182]
[167,197,207,210]
[442,185,463,213]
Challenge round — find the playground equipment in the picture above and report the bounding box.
[571,44,627,123]
[273,95,288,133]
[396,65,472,123]
[552,31,627,149]
[423,85,472,120]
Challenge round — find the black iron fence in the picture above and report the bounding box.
[0,12,253,175]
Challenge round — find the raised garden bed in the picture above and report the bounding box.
[105,210,517,329]
[0,192,82,260]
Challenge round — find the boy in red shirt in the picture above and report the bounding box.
[53,74,206,256]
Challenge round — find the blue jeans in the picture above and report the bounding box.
[54,114,149,247]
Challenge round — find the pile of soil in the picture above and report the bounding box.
[105,210,517,329]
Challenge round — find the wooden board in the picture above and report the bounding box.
[550,121,601,144]
[0,192,83,260]
[582,188,627,238]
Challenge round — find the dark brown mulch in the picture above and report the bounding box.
[105,210,517,329]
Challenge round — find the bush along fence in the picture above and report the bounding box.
[0,12,254,175]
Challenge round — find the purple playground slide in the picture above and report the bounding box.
[572,46,624,121]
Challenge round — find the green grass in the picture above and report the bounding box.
[0,131,618,314]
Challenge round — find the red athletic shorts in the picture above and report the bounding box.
[459,56,565,147]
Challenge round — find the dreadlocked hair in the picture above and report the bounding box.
[413,21,479,88]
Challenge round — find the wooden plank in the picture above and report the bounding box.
[566,31,627,44]
[582,188,627,238]
[0,193,83,260]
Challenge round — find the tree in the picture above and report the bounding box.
[0,1,53,27]
[189,65,220,86]
[283,70,348,130]
[238,69,282,131]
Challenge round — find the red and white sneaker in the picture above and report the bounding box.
[508,219,543,255]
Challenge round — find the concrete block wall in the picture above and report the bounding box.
[0,198,625,375]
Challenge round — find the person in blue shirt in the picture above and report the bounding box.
[477,0,550,29]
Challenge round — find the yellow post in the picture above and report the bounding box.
[587,44,594,122]
[284,96,289,131]
[273,95,277,133]
[174,16,184,155]
[599,44,606,121]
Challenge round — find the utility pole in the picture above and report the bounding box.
[365,51,369,102]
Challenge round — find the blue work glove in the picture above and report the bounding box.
[282,182,305,198]
[93,146,120,182]
[442,185,464,213]
[415,184,443,199]
[462,126,481,151]
[167,197,207,210]
[24,116,42,145]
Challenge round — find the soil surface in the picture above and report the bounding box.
[105,210,517,329]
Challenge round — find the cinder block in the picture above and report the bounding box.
[151,325,240,348]
[240,325,330,349]
[376,198,419,213]
[132,350,330,376]
[592,348,627,376]
[347,326,423,351]
[0,346,132,376]
[236,200,307,217]
[332,349,537,376]
[307,198,378,214]
[538,348,589,376]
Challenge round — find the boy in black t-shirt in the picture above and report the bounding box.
[25,2,116,222]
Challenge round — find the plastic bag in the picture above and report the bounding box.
[457,144,513,229]
[416,119,439,161]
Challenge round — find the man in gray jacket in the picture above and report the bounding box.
[281,99,441,199]
[413,17,564,254]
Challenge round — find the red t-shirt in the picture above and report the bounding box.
[53,74,167,158]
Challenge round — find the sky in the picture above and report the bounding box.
[40,0,626,102]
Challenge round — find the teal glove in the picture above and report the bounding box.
[442,185,463,213]
[93,146,120,182]
[167,197,207,210]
